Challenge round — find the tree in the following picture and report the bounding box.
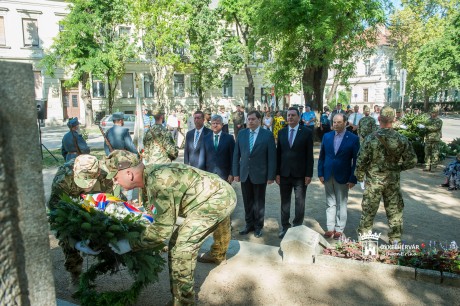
[254,0,387,112]
[42,0,137,121]
[219,0,260,110]
[187,0,226,110]
[388,0,459,110]
[132,0,190,112]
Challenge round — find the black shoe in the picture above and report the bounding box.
[448,186,457,191]
[239,227,255,235]
[254,229,263,238]
[278,229,288,239]
[441,183,449,187]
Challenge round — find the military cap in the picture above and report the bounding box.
[73,154,100,189]
[103,150,140,179]
[151,105,165,115]
[204,109,212,115]
[431,106,440,113]
[112,112,124,121]
[67,117,80,128]
[380,106,395,119]
[346,105,351,109]
[363,105,370,112]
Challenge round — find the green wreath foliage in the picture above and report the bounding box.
[49,195,165,306]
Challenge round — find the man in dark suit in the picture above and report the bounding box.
[276,107,314,239]
[198,114,235,264]
[184,110,211,169]
[318,113,359,240]
[233,110,276,238]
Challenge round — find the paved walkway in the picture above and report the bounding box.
[44,145,460,305]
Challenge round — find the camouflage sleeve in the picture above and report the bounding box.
[425,119,443,132]
[48,175,72,211]
[355,138,371,181]
[399,138,417,171]
[162,129,179,160]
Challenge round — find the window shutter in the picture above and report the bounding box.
[0,17,5,46]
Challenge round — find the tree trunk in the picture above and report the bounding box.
[302,66,328,112]
[245,66,255,110]
[107,81,113,114]
[80,73,93,126]
[198,87,204,110]
[423,90,430,112]
[326,76,340,105]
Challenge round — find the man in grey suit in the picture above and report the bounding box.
[233,110,276,238]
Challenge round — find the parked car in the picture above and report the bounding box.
[100,114,136,133]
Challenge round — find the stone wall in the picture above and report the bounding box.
[0,61,56,305]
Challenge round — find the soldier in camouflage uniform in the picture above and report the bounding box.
[143,106,178,165]
[357,105,378,145]
[356,106,417,244]
[103,150,236,305]
[420,108,443,171]
[203,109,212,129]
[232,105,245,139]
[48,155,114,284]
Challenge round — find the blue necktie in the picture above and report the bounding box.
[194,130,200,148]
[214,134,219,150]
[249,131,255,152]
[289,129,295,148]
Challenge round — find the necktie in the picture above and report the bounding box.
[353,114,358,125]
[194,130,200,148]
[249,131,255,152]
[289,129,295,148]
[214,134,219,150]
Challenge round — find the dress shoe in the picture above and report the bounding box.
[440,183,449,187]
[239,227,255,235]
[323,231,335,239]
[448,186,457,191]
[278,229,288,239]
[333,232,343,240]
[254,229,263,238]
[197,252,223,264]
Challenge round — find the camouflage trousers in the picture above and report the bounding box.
[424,142,440,169]
[58,239,83,278]
[357,173,404,242]
[209,216,231,262]
[168,189,236,305]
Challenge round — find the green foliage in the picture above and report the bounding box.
[49,196,165,305]
[399,113,429,162]
[41,0,137,114]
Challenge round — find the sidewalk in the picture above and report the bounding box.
[45,147,460,305]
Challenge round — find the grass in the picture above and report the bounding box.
[41,148,106,168]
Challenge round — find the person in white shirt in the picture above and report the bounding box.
[347,105,363,135]
[218,105,230,134]
[371,104,380,126]
[166,111,179,143]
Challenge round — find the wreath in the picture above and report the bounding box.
[49,194,165,306]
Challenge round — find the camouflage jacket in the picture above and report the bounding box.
[355,128,417,182]
[143,124,178,165]
[232,111,245,126]
[48,159,114,211]
[134,163,236,251]
[204,120,211,129]
[358,116,378,141]
[424,117,443,142]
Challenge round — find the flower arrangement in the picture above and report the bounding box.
[324,238,460,275]
[49,193,165,306]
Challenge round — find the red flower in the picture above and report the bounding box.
[421,243,426,248]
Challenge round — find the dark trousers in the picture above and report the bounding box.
[241,177,267,230]
[279,176,307,230]
[222,124,229,134]
[319,125,331,141]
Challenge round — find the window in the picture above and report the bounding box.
[222,76,233,97]
[388,59,395,76]
[58,20,64,32]
[386,88,392,102]
[363,88,368,103]
[144,74,154,98]
[92,80,105,98]
[364,60,371,76]
[190,75,198,97]
[72,94,78,107]
[63,95,69,107]
[22,18,39,47]
[0,17,5,46]
[119,26,131,37]
[34,71,43,99]
[174,74,185,97]
[121,73,134,98]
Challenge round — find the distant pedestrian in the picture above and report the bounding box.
[61,117,90,162]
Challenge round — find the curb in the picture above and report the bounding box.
[314,254,460,288]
